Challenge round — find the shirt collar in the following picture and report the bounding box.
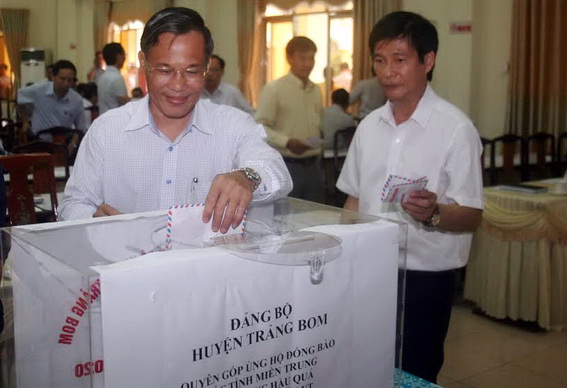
[380,84,435,129]
[285,72,314,90]
[45,81,69,101]
[123,96,214,136]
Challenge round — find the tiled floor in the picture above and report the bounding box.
[438,304,567,388]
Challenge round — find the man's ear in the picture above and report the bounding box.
[424,51,436,73]
[138,51,146,68]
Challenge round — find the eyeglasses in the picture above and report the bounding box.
[146,65,207,83]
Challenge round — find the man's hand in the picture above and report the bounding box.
[286,138,312,155]
[401,190,437,223]
[202,170,254,233]
[93,203,122,217]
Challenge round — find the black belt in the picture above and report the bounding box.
[283,156,318,165]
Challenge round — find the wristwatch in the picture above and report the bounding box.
[422,205,441,228]
[231,167,262,192]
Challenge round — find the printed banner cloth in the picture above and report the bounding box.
[12,218,399,388]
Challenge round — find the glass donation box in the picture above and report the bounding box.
[0,198,407,388]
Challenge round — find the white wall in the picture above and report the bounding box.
[471,0,512,138]
[403,0,512,139]
[403,0,474,116]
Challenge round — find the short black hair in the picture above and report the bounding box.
[141,7,214,62]
[52,60,77,76]
[369,11,438,81]
[331,88,350,108]
[211,54,225,70]
[286,36,317,56]
[102,43,125,66]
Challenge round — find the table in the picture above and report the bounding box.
[2,198,406,388]
[464,179,567,330]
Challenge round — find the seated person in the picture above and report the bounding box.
[321,88,356,152]
[17,60,87,137]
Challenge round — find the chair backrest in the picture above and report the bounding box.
[1,153,58,225]
[490,134,527,185]
[526,132,555,179]
[480,137,493,186]
[333,126,356,171]
[13,140,70,179]
[36,126,84,145]
[558,132,567,169]
[0,121,22,153]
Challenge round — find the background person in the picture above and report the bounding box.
[321,88,356,152]
[349,68,386,119]
[98,43,129,114]
[201,54,253,114]
[87,51,105,83]
[59,7,292,234]
[337,11,483,383]
[17,60,86,137]
[255,36,324,203]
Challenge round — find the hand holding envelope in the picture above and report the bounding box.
[381,174,428,203]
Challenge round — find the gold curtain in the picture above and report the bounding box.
[0,8,29,85]
[237,0,264,107]
[93,0,110,51]
[351,0,400,85]
[507,0,567,137]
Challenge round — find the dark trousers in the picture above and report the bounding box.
[400,269,456,383]
[284,157,325,203]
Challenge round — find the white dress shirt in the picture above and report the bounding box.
[337,86,484,271]
[97,66,127,114]
[59,97,292,220]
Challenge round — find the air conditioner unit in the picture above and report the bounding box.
[20,48,47,87]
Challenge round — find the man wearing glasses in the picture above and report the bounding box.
[59,7,292,234]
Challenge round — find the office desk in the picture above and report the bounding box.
[464,180,567,330]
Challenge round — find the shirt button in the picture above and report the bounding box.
[166,179,172,184]
[168,146,173,152]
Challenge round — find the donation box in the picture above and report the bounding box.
[3,198,405,388]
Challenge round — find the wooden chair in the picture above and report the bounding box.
[333,126,356,173]
[480,137,493,186]
[526,132,555,180]
[13,140,70,180]
[36,126,84,165]
[489,134,527,185]
[1,153,58,225]
[558,132,567,176]
[0,121,22,153]
[327,126,356,206]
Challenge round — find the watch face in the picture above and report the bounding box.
[246,168,261,183]
[431,213,441,226]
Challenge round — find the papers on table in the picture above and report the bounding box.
[498,184,548,194]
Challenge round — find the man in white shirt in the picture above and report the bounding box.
[98,43,129,114]
[337,11,483,383]
[59,7,292,234]
[201,54,253,114]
